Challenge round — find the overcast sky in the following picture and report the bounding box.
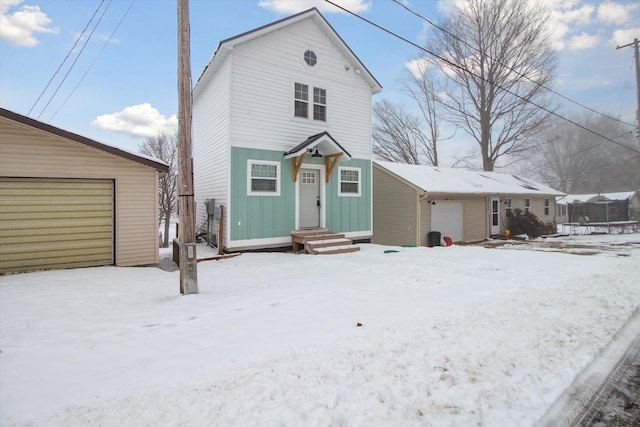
[1,0,638,164]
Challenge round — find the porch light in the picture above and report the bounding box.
[310,147,323,158]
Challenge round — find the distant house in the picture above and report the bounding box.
[0,108,169,273]
[192,8,381,252]
[373,161,564,246]
[556,191,640,224]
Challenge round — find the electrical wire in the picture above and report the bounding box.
[323,0,639,155]
[390,0,637,129]
[48,0,136,122]
[28,0,106,116]
[37,0,113,120]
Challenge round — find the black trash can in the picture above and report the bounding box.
[427,231,441,247]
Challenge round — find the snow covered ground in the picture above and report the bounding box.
[1,234,638,426]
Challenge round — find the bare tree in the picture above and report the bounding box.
[423,0,558,171]
[522,112,640,193]
[373,99,439,165]
[140,133,177,248]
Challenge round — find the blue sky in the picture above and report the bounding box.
[1,0,639,163]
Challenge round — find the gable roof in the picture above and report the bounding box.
[283,131,351,160]
[374,160,564,196]
[0,107,169,173]
[193,8,382,99]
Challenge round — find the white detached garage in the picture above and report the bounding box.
[0,108,169,274]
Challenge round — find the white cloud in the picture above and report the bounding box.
[92,104,178,138]
[406,57,432,79]
[611,27,640,47]
[0,0,58,47]
[258,0,370,14]
[597,1,638,25]
[567,32,599,50]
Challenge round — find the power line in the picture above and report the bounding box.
[28,0,106,116]
[49,0,136,122]
[390,0,637,129]
[37,0,113,120]
[323,0,640,155]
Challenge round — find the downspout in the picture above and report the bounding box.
[418,192,429,246]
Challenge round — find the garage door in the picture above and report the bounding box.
[431,201,463,242]
[0,178,114,273]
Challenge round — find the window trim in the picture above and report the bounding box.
[247,160,281,196]
[338,166,361,197]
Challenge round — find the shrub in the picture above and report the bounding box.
[506,209,555,238]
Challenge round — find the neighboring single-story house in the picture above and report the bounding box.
[373,161,564,246]
[556,191,640,224]
[0,107,169,274]
[192,8,381,253]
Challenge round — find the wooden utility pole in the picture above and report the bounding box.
[177,0,198,294]
[617,38,640,147]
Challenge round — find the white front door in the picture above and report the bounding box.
[299,168,320,228]
[490,198,500,235]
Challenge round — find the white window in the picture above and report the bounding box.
[524,198,531,213]
[294,83,308,118]
[338,167,360,196]
[544,198,550,216]
[247,160,280,196]
[294,82,326,121]
[313,87,326,121]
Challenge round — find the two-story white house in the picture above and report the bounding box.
[192,8,381,252]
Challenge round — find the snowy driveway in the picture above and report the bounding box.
[1,234,639,426]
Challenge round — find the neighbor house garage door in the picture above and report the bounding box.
[0,177,114,273]
[431,201,463,242]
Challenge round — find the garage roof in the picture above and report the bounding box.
[0,108,169,173]
[375,161,564,196]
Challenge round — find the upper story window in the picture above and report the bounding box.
[338,167,361,197]
[294,83,308,119]
[248,160,280,196]
[304,50,317,66]
[524,198,531,213]
[294,82,326,122]
[313,88,326,121]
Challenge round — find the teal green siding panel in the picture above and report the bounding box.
[230,148,371,241]
[325,158,371,233]
[230,147,295,241]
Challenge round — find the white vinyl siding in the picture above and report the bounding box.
[193,56,232,246]
[227,19,373,159]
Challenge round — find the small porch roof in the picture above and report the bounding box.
[283,132,351,161]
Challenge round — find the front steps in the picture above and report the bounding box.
[291,229,360,255]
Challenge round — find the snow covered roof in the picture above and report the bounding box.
[558,191,637,204]
[374,161,564,196]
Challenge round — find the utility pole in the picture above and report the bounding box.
[617,38,640,147]
[177,0,198,294]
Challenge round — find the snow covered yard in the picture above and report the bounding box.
[1,235,639,426]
